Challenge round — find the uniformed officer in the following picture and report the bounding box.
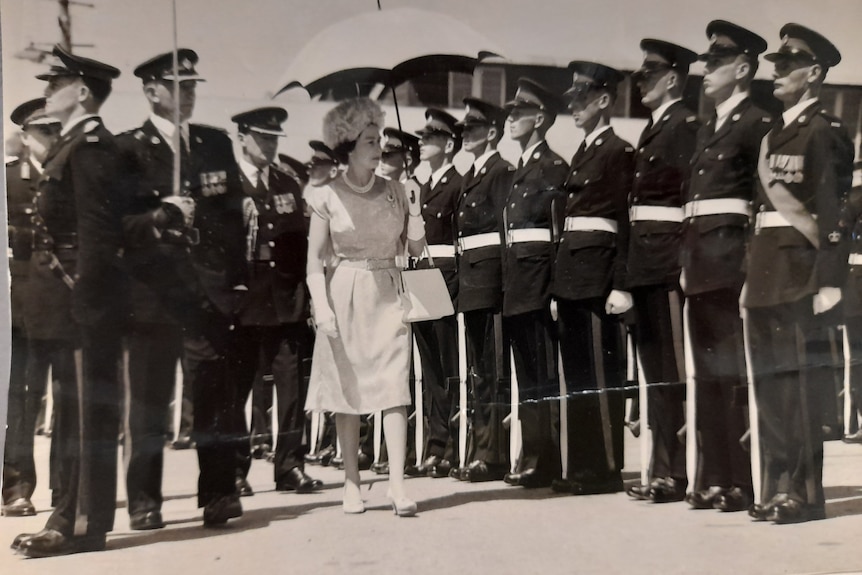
[625,39,700,504]
[453,97,513,482]
[2,99,61,518]
[743,24,854,524]
[843,162,862,444]
[306,140,341,188]
[117,48,246,530]
[12,45,125,558]
[551,62,633,496]
[502,78,568,488]
[406,110,462,478]
[228,107,322,494]
[682,21,772,513]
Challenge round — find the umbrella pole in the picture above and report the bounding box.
[171,0,181,197]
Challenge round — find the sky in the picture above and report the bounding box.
[2,0,862,158]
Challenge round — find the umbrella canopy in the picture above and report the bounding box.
[272,7,504,98]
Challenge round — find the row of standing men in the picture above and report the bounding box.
[2,17,860,558]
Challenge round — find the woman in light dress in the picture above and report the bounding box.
[305,98,425,516]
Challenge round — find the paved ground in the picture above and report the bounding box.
[2,433,862,575]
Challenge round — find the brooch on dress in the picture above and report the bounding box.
[387,191,396,204]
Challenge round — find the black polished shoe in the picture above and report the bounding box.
[505,468,552,488]
[685,486,726,510]
[11,532,35,551]
[170,436,194,450]
[318,445,336,467]
[627,478,664,500]
[448,466,466,481]
[748,492,788,521]
[1,497,36,517]
[463,460,506,483]
[551,478,580,494]
[650,478,686,503]
[235,476,254,497]
[251,443,272,460]
[429,459,452,478]
[16,528,105,558]
[276,467,323,494]
[768,499,825,524]
[129,510,165,531]
[572,476,624,496]
[358,452,373,471]
[714,487,753,512]
[203,494,242,527]
[331,456,344,470]
[406,455,441,477]
[370,461,389,475]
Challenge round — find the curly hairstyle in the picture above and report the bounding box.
[322,97,385,163]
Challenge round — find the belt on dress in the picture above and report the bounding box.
[563,216,618,234]
[629,205,684,223]
[755,211,816,229]
[339,258,398,271]
[457,232,500,252]
[506,228,552,245]
[849,253,862,266]
[683,198,751,219]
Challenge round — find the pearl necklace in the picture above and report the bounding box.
[342,171,374,194]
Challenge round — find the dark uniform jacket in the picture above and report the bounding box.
[236,166,309,326]
[502,141,568,316]
[844,185,862,317]
[118,119,246,319]
[29,116,128,335]
[745,101,854,308]
[6,158,38,328]
[456,152,513,313]
[417,164,461,304]
[553,128,633,301]
[682,98,772,295]
[627,101,699,288]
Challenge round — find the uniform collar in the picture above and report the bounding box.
[714,92,749,132]
[782,97,819,127]
[650,98,681,125]
[239,156,268,189]
[430,162,454,188]
[60,113,98,137]
[520,140,545,166]
[472,149,498,173]
[584,125,612,149]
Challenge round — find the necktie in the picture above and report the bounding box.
[255,169,267,197]
[517,157,525,170]
[575,140,587,158]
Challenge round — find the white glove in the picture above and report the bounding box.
[404,180,422,216]
[161,196,196,228]
[307,272,338,337]
[549,299,558,322]
[813,286,842,315]
[605,289,633,315]
[679,269,687,292]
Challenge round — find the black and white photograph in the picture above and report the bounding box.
[1,0,861,573]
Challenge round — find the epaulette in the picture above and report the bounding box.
[818,109,844,129]
[624,146,634,153]
[761,116,771,123]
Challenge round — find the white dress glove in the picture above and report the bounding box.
[307,272,338,337]
[404,180,425,241]
[550,299,558,322]
[813,286,842,315]
[605,289,633,315]
[161,196,196,228]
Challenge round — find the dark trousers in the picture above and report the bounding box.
[250,356,273,448]
[687,289,751,491]
[557,298,625,482]
[747,300,825,509]
[46,326,122,537]
[505,309,561,480]
[413,314,459,462]
[229,323,311,484]
[631,284,687,483]
[2,334,71,504]
[463,308,509,466]
[123,322,183,516]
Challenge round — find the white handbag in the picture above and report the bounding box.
[400,249,454,322]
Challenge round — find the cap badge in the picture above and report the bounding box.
[181,58,193,71]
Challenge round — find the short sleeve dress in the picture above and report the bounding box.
[304,175,412,414]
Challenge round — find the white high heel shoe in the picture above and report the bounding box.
[342,486,365,514]
[386,489,417,517]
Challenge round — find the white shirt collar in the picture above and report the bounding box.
[714,92,749,132]
[782,98,819,127]
[650,98,681,125]
[60,113,98,137]
[239,157,268,189]
[520,140,545,166]
[430,162,454,188]
[150,114,190,151]
[584,125,612,149]
[473,150,498,173]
